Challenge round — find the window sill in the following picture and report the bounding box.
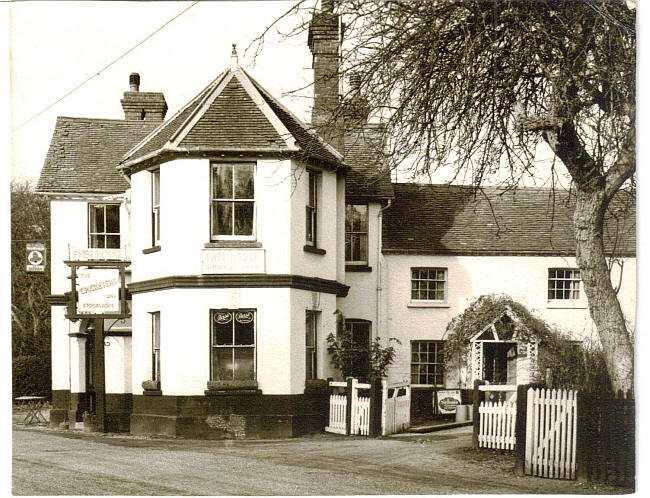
[142,245,161,254]
[346,264,372,272]
[143,390,162,396]
[205,241,262,249]
[304,245,326,255]
[408,301,450,308]
[546,301,588,309]
[205,380,259,394]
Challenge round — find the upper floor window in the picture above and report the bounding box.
[345,204,368,263]
[211,309,256,381]
[411,267,447,302]
[88,204,120,248]
[305,170,319,246]
[211,163,255,239]
[548,268,581,300]
[151,169,161,245]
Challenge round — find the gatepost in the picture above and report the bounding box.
[472,379,486,449]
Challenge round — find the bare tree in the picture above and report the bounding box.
[256,0,635,392]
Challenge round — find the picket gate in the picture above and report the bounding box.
[524,388,577,479]
[381,380,411,436]
[325,379,371,435]
[478,400,517,450]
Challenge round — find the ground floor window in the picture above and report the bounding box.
[306,311,319,380]
[210,309,256,381]
[411,340,445,386]
[151,312,161,384]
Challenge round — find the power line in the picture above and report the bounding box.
[11,1,201,133]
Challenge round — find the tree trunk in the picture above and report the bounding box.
[573,187,634,392]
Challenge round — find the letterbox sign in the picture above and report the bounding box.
[201,248,265,274]
[26,243,46,273]
[436,389,462,414]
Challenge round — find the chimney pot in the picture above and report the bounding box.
[322,0,334,12]
[349,73,362,92]
[129,72,140,92]
[230,44,239,69]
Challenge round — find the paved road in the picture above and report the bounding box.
[12,425,625,495]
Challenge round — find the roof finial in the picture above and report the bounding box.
[230,43,239,69]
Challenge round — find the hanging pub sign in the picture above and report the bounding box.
[65,260,130,319]
[26,243,46,273]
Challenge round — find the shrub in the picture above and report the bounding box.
[13,354,51,398]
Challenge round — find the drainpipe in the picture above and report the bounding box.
[376,199,392,341]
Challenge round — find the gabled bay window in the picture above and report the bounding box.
[211,163,255,240]
[88,204,120,248]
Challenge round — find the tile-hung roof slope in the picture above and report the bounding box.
[383,184,636,256]
[343,125,394,199]
[120,66,344,173]
[37,117,158,194]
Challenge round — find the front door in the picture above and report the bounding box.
[483,342,517,384]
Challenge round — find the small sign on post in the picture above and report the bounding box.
[26,243,46,273]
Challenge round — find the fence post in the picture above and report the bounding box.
[575,391,589,481]
[345,377,354,436]
[472,379,486,449]
[514,384,530,476]
[369,378,383,437]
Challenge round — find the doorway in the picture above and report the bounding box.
[482,342,517,384]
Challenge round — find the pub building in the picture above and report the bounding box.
[38,1,636,437]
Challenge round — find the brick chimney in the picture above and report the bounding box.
[120,72,168,122]
[308,0,342,148]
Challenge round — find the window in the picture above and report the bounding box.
[211,163,255,239]
[344,319,371,379]
[151,312,161,384]
[88,204,120,248]
[345,204,368,263]
[306,311,318,380]
[305,171,319,245]
[548,268,581,300]
[151,169,160,245]
[211,309,256,381]
[411,341,445,386]
[411,268,447,301]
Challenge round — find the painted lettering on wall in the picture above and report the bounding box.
[201,249,265,274]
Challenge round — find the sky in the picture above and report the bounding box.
[8,0,316,183]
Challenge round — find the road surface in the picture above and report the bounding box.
[12,425,626,495]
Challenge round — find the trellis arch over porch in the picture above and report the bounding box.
[467,308,539,385]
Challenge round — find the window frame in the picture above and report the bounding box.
[305,170,319,246]
[306,310,319,381]
[410,267,448,304]
[151,169,161,246]
[209,309,257,382]
[343,318,372,380]
[345,204,369,264]
[547,268,582,301]
[150,311,161,384]
[210,162,256,241]
[88,203,121,249]
[410,340,445,387]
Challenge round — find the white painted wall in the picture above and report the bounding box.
[105,336,132,394]
[51,306,71,392]
[382,254,637,386]
[50,199,87,294]
[289,162,341,281]
[131,286,337,396]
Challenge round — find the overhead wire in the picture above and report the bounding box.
[11,1,201,133]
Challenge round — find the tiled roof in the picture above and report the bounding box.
[37,117,158,193]
[121,67,343,171]
[343,125,394,199]
[383,184,636,256]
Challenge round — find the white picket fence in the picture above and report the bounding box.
[524,388,577,480]
[381,380,411,436]
[478,400,517,450]
[325,379,371,435]
[325,378,410,436]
